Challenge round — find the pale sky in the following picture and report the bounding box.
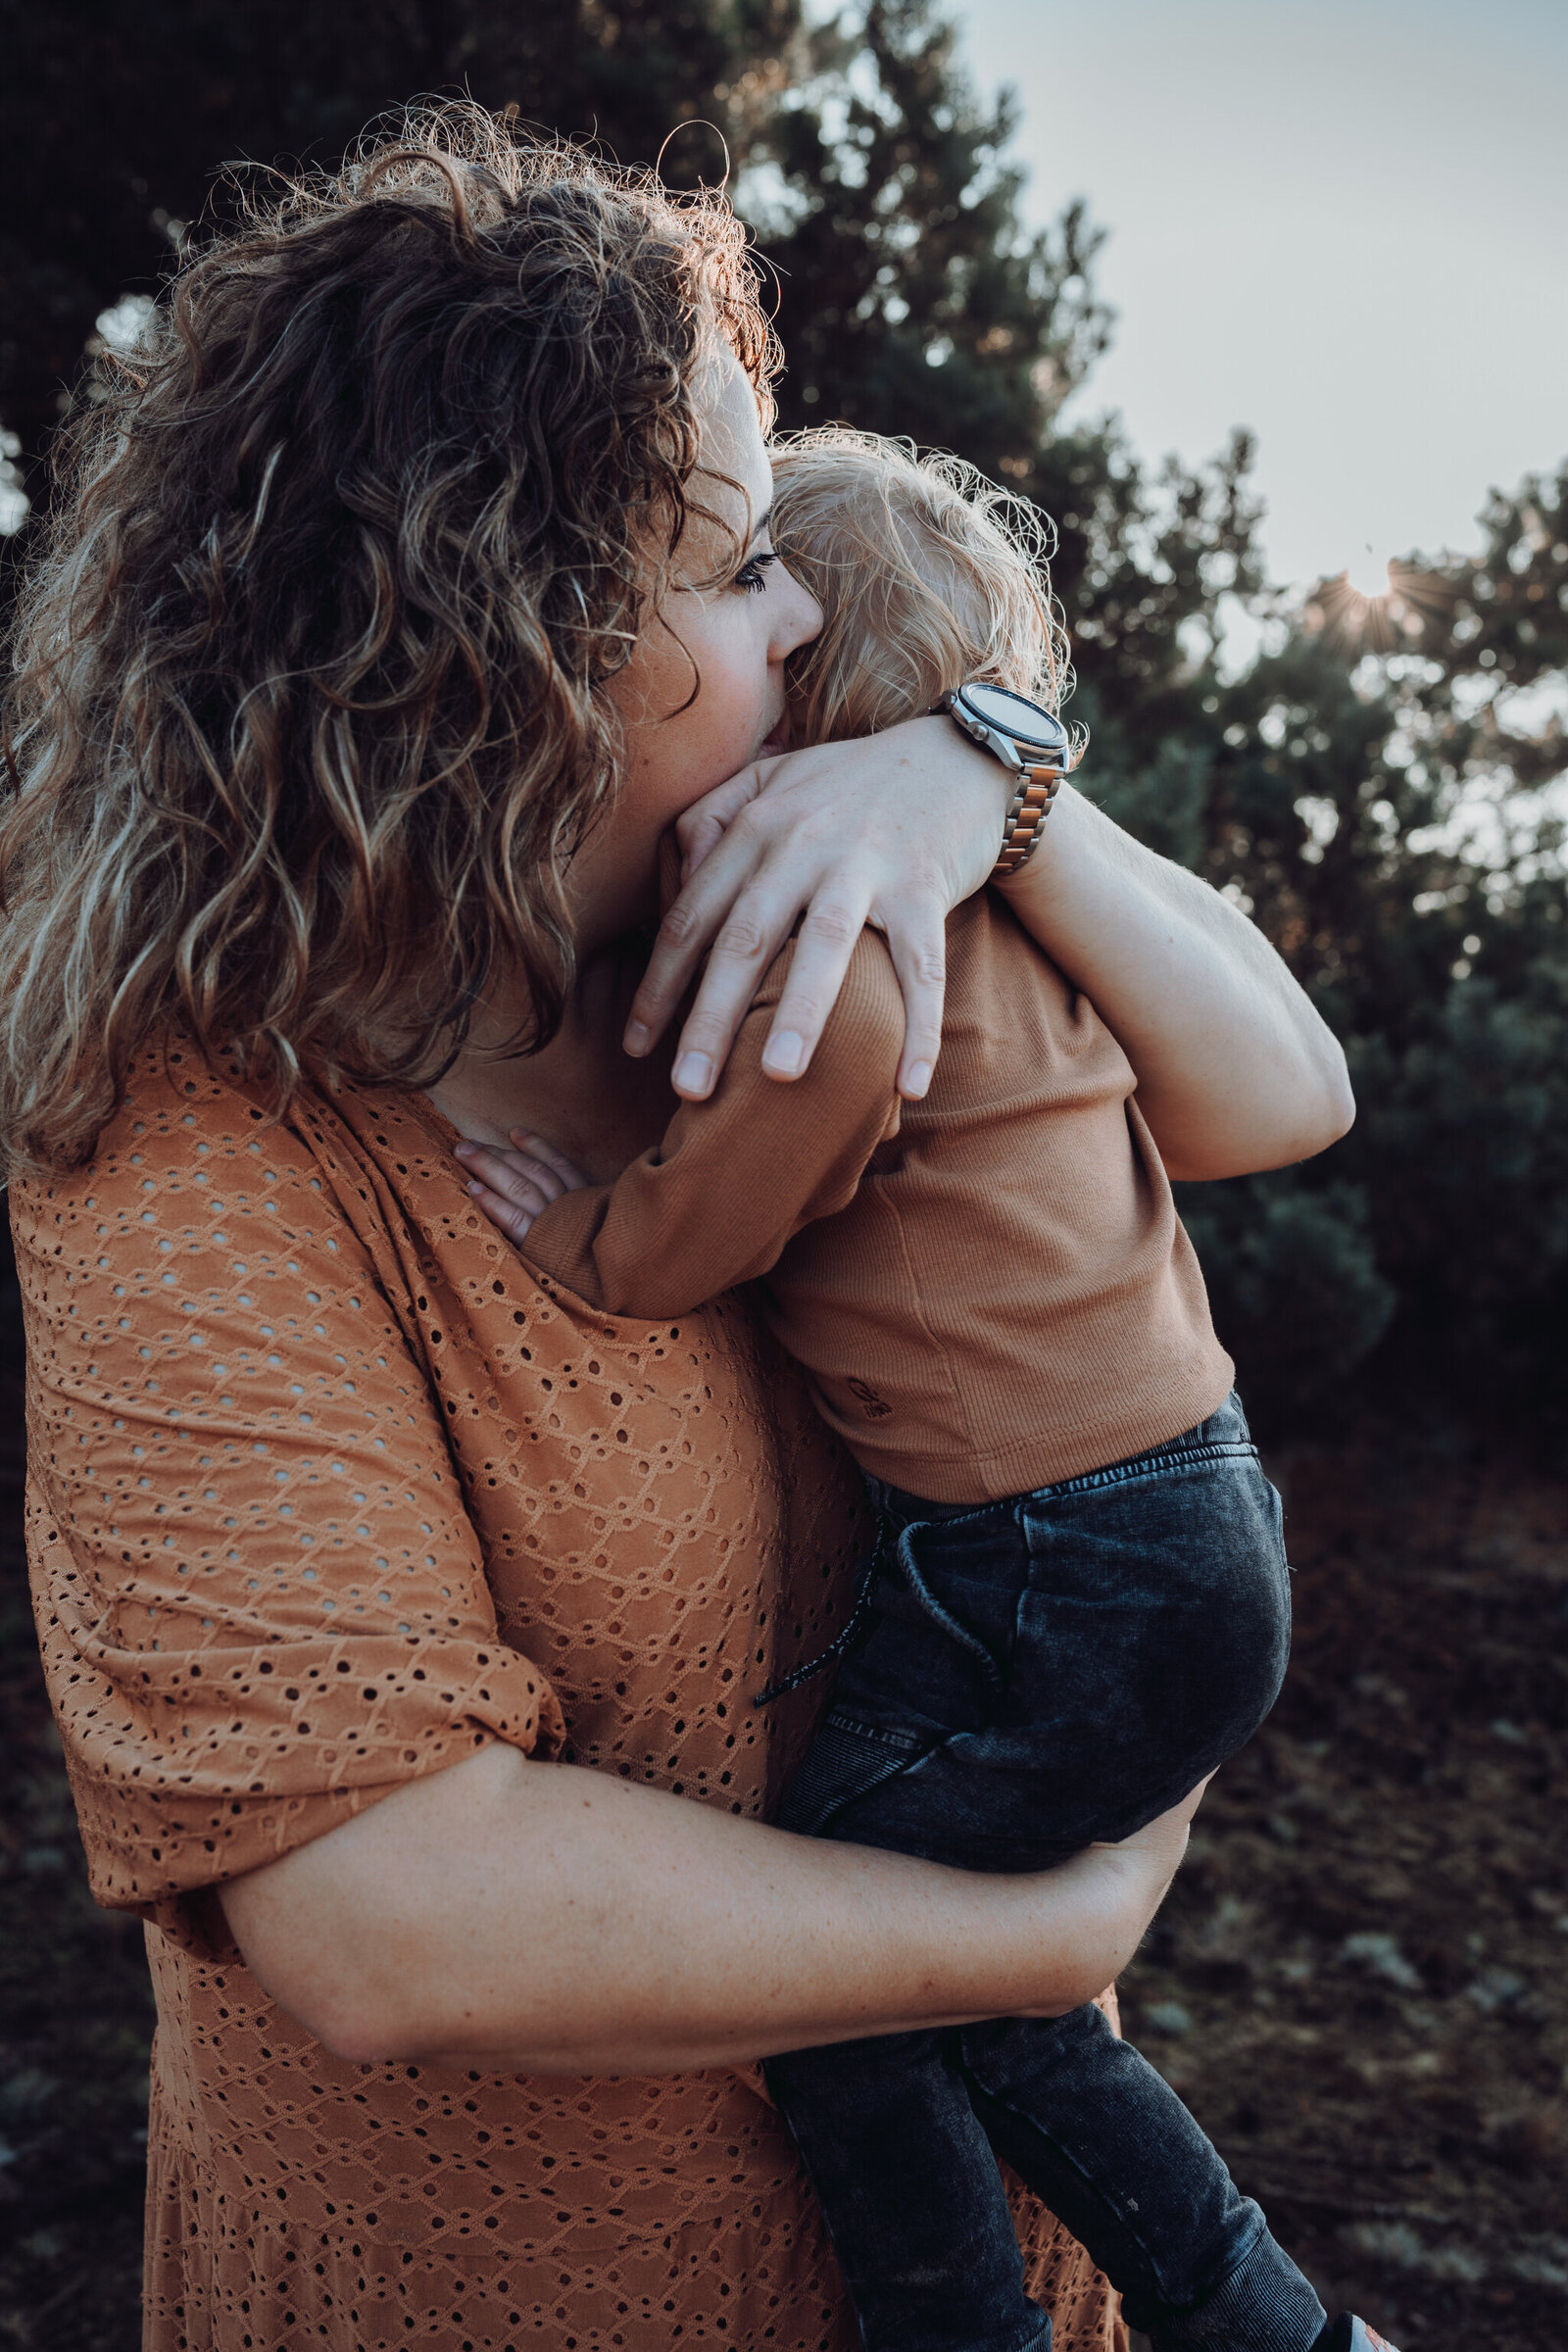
[952,0,1568,594]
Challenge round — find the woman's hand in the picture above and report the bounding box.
[618,718,1352,1178]
[1007,1776,1212,2018]
[622,715,1007,1102]
[454,1130,590,1248]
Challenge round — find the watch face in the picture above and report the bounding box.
[958,682,1068,756]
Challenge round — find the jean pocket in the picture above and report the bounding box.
[1268,1477,1291,1569]
[774,1711,923,1838]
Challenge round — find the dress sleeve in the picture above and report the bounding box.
[524,930,905,1318]
[14,1075,564,1950]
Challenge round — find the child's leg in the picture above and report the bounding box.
[958,2005,1324,2352]
[767,2026,1051,2352]
[767,1396,1321,2352]
[768,1999,1324,2352]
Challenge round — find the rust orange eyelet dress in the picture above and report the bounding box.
[14,1034,1126,2352]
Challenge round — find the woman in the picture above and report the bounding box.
[1,110,1351,2350]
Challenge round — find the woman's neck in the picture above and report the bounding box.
[423,941,677,1183]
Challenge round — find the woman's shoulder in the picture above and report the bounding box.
[13,1033,354,1239]
[6,1033,438,1333]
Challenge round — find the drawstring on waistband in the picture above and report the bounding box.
[752,1515,890,1707]
[753,1507,1005,1707]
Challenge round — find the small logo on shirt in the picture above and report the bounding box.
[847,1377,894,1421]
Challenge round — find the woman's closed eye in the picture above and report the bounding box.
[734,550,779,595]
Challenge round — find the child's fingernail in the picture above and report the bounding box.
[624,1020,651,1054]
[673,1051,712,1096]
[763,1031,804,1078]
[906,1060,932,1098]
[454,1141,475,1158]
[466,1180,485,1197]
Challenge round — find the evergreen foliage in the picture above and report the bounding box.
[1,0,1564,1439]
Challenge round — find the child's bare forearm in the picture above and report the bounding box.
[997,786,1353,1179]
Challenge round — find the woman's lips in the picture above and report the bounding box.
[758,726,788,760]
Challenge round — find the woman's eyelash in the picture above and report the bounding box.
[735,551,779,594]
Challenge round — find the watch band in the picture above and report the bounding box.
[992,762,1062,880]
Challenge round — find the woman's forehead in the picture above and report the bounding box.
[696,351,772,526]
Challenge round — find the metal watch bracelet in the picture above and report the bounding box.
[992,762,1062,879]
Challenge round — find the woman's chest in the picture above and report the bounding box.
[421,950,680,1182]
[337,1137,866,1815]
[450,1275,865,1810]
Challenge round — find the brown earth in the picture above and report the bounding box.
[1,1350,1564,2350]
[1121,1439,1568,2352]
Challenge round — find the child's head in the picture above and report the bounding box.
[769,427,1076,750]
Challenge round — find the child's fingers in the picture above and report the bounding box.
[466,1179,539,1247]
[454,1141,567,1219]
[507,1131,590,1194]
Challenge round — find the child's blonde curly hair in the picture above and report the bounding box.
[769,426,1082,755]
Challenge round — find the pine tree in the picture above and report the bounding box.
[0,0,805,511]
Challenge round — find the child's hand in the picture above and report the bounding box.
[454,1131,590,1247]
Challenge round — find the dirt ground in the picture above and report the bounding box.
[1117,1436,1568,2352]
[0,1347,1564,2350]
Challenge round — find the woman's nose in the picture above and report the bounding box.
[773,567,823,660]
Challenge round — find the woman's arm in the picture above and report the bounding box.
[220,1742,1198,2074]
[994,784,1354,1180]
[622,718,1352,1179]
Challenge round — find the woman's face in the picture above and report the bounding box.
[566,350,822,949]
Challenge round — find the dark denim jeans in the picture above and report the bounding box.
[764,1396,1328,2352]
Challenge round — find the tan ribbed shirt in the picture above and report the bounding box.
[528,891,1234,1505]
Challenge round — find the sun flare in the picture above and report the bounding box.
[1347,547,1393,599]
[1307,553,1455,655]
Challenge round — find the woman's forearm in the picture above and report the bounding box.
[219,1741,1182,2074]
[997,785,1354,1179]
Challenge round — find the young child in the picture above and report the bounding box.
[462,429,1396,2352]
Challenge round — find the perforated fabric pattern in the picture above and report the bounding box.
[17,1037,1124,2350]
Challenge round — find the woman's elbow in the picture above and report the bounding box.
[219,1897,406,2061]
[228,1924,471,2066]
[295,1986,403,2066]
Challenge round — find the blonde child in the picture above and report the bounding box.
[461,430,1396,2352]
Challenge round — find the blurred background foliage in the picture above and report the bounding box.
[2,0,1566,1446]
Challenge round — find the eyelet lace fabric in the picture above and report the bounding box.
[16,1037,1125,2351]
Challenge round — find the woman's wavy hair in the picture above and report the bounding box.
[770,426,1080,750]
[0,102,777,1175]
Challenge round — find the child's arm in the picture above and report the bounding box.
[461,930,904,1318]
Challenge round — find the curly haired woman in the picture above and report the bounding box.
[1,105,1351,2352]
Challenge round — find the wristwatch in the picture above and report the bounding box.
[937,683,1071,879]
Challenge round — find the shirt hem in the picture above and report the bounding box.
[837,1350,1238,1506]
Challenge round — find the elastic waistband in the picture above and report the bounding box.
[872,1390,1254,1524]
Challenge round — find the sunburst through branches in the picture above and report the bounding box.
[1305,548,1457,654]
